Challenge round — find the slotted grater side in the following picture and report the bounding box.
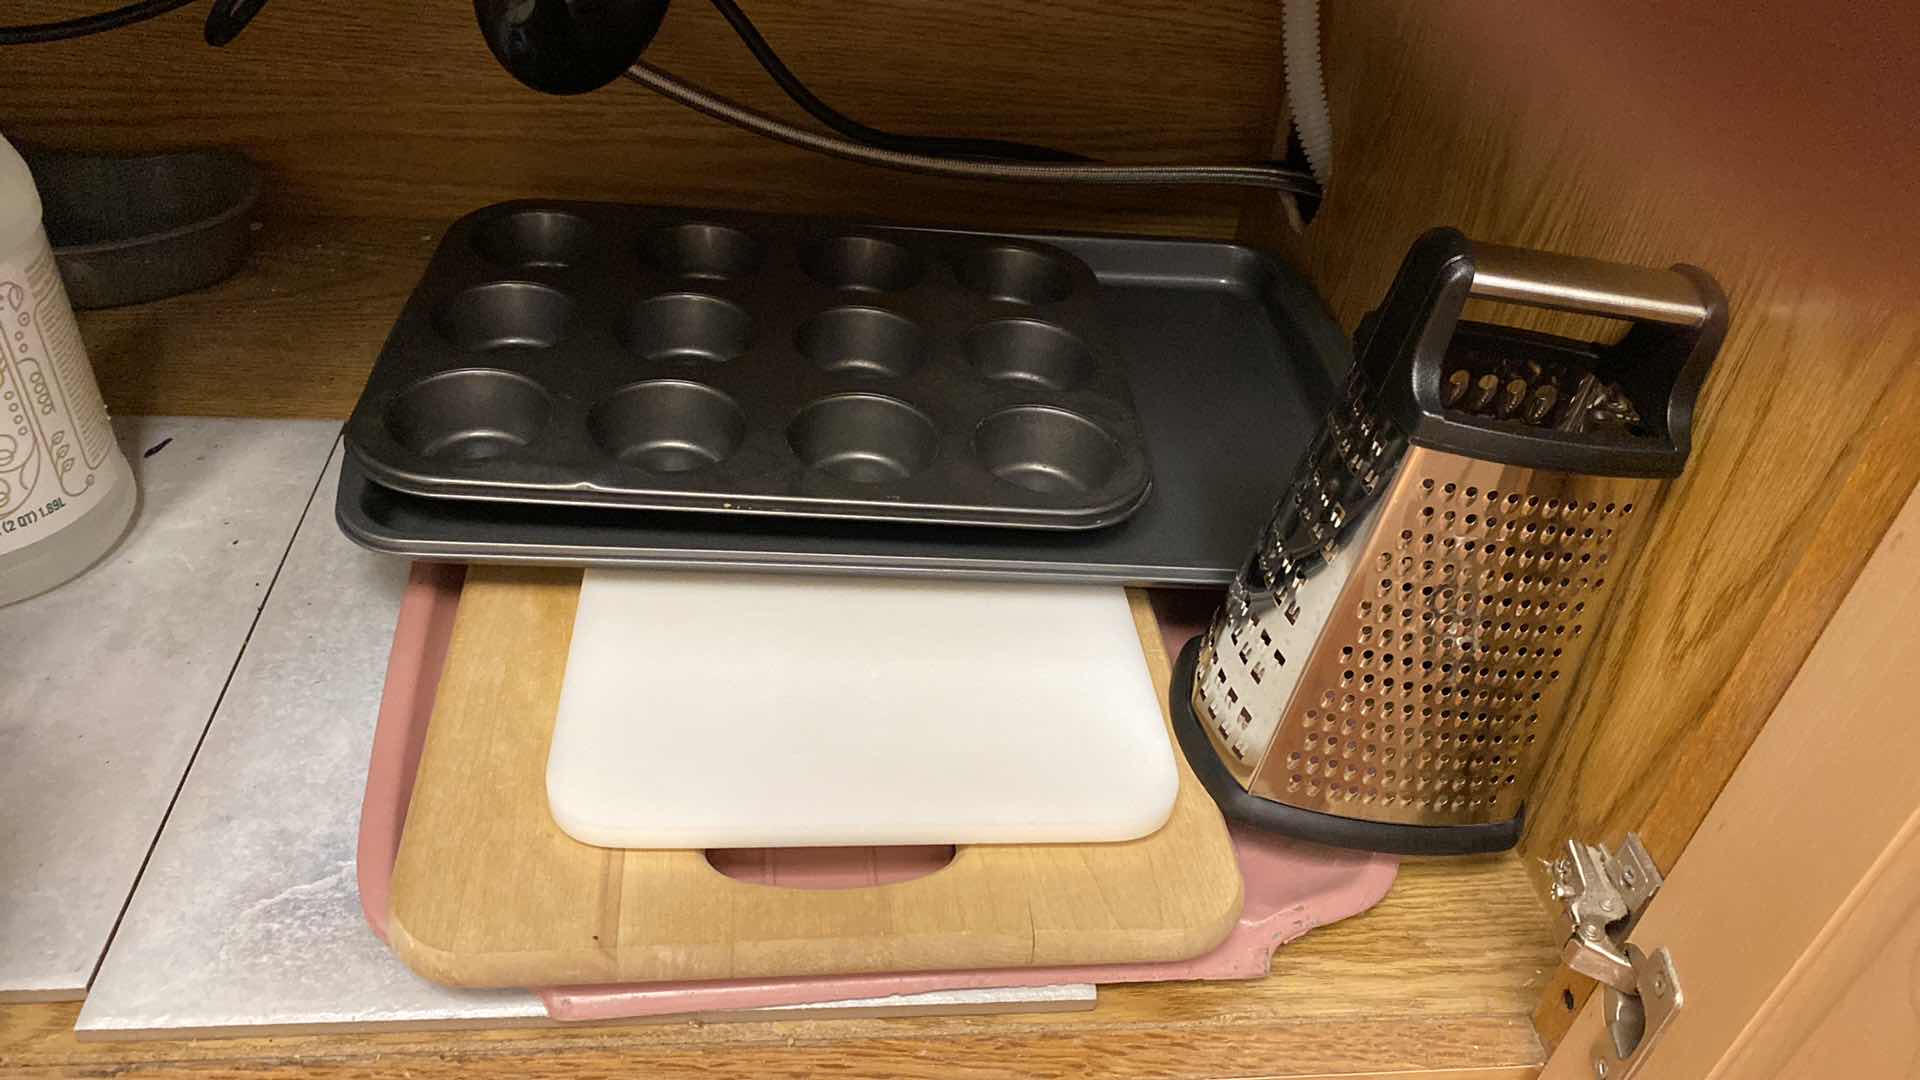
[1193,437,1654,828]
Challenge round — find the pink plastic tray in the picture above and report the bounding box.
[357,564,1398,1022]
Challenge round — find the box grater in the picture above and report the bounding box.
[1170,229,1728,855]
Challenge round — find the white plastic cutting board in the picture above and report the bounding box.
[546,569,1179,848]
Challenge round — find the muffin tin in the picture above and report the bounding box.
[337,230,1352,586]
[344,202,1154,530]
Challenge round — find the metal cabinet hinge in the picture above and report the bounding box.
[1547,834,1684,1080]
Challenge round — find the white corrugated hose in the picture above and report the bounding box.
[1283,0,1332,184]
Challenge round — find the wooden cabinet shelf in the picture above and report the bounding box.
[7,0,1911,1072]
[0,212,1563,1079]
[2,852,1558,1079]
[78,215,437,422]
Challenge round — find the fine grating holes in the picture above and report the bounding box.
[1244,478,1627,821]
[1290,478,1635,814]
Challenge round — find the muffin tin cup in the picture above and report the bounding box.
[433,282,575,351]
[385,368,552,462]
[974,406,1123,496]
[474,210,594,269]
[343,201,1153,530]
[622,293,755,365]
[589,380,747,473]
[789,393,940,484]
[642,222,765,280]
[797,306,928,379]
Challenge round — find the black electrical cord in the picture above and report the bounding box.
[706,0,1091,164]
[2,0,1320,199]
[629,62,1323,196]
[0,0,197,44]
[0,0,268,45]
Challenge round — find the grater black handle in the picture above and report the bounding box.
[1356,228,1729,478]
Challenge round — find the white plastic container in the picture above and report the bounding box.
[0,134,135,608]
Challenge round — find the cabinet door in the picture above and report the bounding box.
[1543,480,1920,1079]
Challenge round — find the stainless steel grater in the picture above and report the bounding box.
[1171,229,1729,854]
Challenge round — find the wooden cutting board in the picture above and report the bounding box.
[385,565,1242,989]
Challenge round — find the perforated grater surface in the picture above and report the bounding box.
[1171,229,1729,855]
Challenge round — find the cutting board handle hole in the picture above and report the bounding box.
[705,846,956,889]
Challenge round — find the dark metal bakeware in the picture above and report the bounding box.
[343,201,1155,530]
[19,146,260,310]
[338,231,1347,586]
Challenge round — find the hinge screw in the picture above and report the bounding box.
[1581,924,1604,941]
